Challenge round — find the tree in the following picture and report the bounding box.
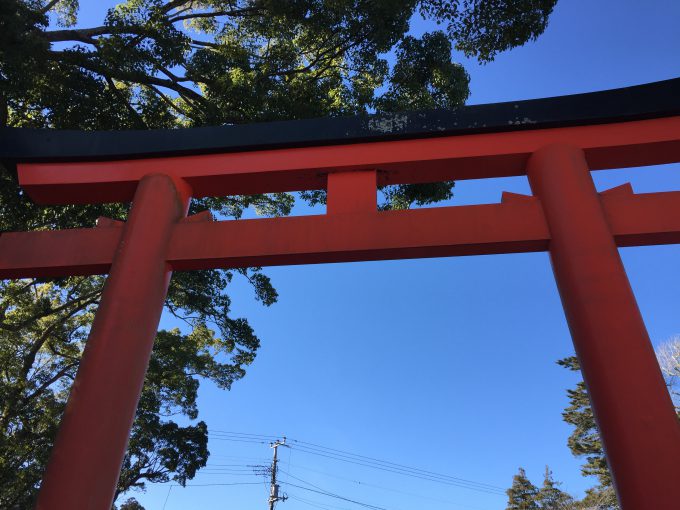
[506,467,540,510]
[506,467,576,510]
[557,336,680,510]
[656,335,680,408]
[0,0,559,506]
[556,357,613,490]
[117,498,145,510]
[536,467,574,509]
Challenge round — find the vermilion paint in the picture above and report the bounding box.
[17,116,680,204]
[34,174,191,510]
[0,114,677,509]
[527,145,680,510]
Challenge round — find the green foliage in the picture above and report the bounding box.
[506,467,539,510]
[536,467,574,509]
[0,277,101,508]
[0,0,558,505]
[0,277,266,508]
[506,467,574,510]
[376,31,469,112]
[557,357,613,489]
[421,0,558,63]
[117,497,145,510]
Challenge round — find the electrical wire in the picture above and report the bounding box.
[161,485,173,510]
[205,431,505,496]
[284,464,492,510]
[211,430,281,440]
[208,431,503,492]
[289,439,505,491]
[281,481,390,510]
[181,481,264,487]
[286,443,505,495]
[288,493,354,510]
[208,436,269,445]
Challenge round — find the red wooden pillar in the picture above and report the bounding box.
[527,144,680,509]
[36,174,191,510]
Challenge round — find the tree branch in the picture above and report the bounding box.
[44,25,149,43]
[40,0,62,15]
[168,7,261,24]
[161,0,196,14]
[21,362,78,404]
[157,66,192,83]
[144,84,191,118]
[0,288,101,333]
[104,76,148,129]
[19,295,99,379]
[48,50,209,111]
[190,39,223,49]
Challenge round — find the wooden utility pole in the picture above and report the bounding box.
[268,438,287,510]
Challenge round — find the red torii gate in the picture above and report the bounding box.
[1,79,680,510]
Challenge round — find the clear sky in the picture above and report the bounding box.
[70,1,680,509]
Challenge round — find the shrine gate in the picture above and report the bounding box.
[1,78,680,510]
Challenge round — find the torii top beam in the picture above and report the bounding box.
[2,78,680,204]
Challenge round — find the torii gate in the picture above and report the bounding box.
[2,78,680,510]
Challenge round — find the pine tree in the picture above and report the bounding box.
[506,467,540,510]
[557,357,613,488]
[536,466,574,509]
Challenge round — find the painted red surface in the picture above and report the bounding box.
[34,174,191,510]
[18,116,680,204]
[2,187,680,278]
[527,145,680,510]
[1,115,679,509]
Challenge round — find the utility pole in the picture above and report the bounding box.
[268,437,287,510]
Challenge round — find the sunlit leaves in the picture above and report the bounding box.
[422,0,558,63]
[51,0,80,27]
[376,31,470,112]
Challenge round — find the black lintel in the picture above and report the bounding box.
[1,77,679,164]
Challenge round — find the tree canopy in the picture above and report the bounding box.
[506,467,540,510]
[0,0,558,506]
[505,467,578,510]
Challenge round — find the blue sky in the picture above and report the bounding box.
[68,1,680,509]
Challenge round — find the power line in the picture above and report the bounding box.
[211,430,281,440]
[281,481,389,510]
[196,472,262,477]
[204,431,505,496]
[288,493,354,510]
[207,431,503,494]
[181,481,264,487]
[209,436,269,445]
[207,454,270,461]
[279,468,391,510]
[288,494,333,510]
[286,444,505,495]
[279,469,330,494]
[193,462,492,509]
[164,433,498,510]
[284,464,492,510]
[288,439,505,492]
[161,485,173,510]
[205,463,262,467]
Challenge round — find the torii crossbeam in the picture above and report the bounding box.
[2,78,680,510]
